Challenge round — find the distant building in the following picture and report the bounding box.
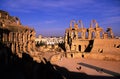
[35,35,64,45]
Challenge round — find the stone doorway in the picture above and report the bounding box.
[79,45,81,52]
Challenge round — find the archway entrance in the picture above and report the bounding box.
[79,45,81,52]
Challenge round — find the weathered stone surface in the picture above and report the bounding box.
[0,10,42,62]
[64,20,120,61]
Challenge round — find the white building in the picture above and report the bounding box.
[35,35,64,45]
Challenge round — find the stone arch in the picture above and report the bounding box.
[78,20,84,28]
[90,20,99,28]
[70,20,76,29]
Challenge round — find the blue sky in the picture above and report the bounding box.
[0,0,120,36]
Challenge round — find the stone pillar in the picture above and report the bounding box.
[2,33,4,42]
[71,31,74,39]
[27,41,31,52]
[19,44,23,53]
[25,32,27,42]
[75,31,78,39]
[95,31,100,39]
[0,13,1,18]
[76,45,79,52]
[88,31,92,39]
[66,44,70,52]
[81,45,86,52]
[71,44,75,51]
[8,33,11,42]
[22,33,25,42]
[32,41,35,51]
[65,32,68,41]
[16,43,19,53]
[23,43,27,53]
[2,33,6,42]
[11,43,15,53]
[81,31,85,39]
[9,32,13,42]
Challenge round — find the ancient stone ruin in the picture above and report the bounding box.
[0,10,42,62]
[64,20,120,60]
[0,10,120,62]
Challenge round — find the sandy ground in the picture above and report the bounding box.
[52,57,120,77]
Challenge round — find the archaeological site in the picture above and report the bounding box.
[64,20,120,60]
[0,10,120,79]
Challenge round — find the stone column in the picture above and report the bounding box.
[32,41,35,51]
[65,32,68,41]
[16,43,19,53]
[23,43,27,53]
[88,30,92,39]
[27,41,31,52]
[81,31,86,39]
[10,32,13,42]
[76,45,79,52]
[2,33,6,42]
[11,43,15,53]
[75,31,78,39]
[95,31,100,39]
[81,45,86,52]
[0,13,1,18]
[71,44,74,51]
[8,33,11,42]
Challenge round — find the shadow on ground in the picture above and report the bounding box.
[0,42,120,79]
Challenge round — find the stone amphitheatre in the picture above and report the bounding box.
[0,10,120,79]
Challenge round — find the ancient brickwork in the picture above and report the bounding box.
[0,10,36,58]
[65,20,119,53]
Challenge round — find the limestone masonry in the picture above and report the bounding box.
[0,10,120,62]
[0,10,38,59]
[64,20,120,60]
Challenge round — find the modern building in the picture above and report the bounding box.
[35,35,64,45]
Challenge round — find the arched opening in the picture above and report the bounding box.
[100,31,103,39]
[79,45,81,52]
[78,32,81,39]
[92,32,95,39]
[82,54,84,58]
[71,54,73,58]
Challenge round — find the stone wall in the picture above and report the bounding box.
[65,20,118,53]
[91,39,120,54]
[0,10,37,59]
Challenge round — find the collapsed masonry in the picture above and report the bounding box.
[0,10,41,62]
[65,20,120,54]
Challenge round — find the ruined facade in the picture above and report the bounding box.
[65,20,120,53]
[0,10,36,58]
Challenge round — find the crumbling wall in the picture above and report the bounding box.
[91,39,120,54]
